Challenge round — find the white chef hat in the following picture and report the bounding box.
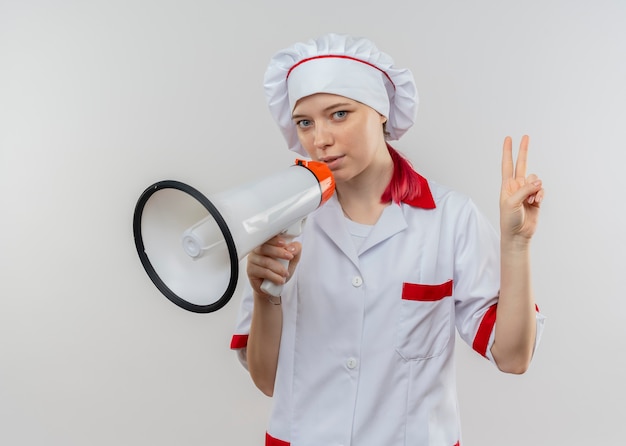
[264,33,419,156]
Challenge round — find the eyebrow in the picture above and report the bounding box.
[292,102,354,120]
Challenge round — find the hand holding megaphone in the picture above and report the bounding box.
[258,219,305,298]
[133,159,335,313]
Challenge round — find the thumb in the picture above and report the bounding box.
[286,241,302,279]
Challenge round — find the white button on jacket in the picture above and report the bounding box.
[346,357,358,369]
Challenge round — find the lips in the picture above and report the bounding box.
[320,155,343,164]
[320,155,344,170]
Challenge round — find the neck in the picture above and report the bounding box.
[336,153,393,225]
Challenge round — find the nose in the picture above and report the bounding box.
[313,122,333,150]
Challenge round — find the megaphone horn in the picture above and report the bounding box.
[133,159,335,313]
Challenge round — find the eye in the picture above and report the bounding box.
[296,119,312,129]
[333,110,348,119]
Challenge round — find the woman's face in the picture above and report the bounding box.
[291,93,387,184]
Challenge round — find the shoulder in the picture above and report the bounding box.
[404,179,493,235]
[425,179,475,212]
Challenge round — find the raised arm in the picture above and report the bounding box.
[491,135,545,374]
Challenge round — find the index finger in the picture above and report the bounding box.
[501,136,513,180]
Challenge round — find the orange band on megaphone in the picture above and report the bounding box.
[295,159,336,206]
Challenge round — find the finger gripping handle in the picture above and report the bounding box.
[260,258,289,297]
[258,220,305,298]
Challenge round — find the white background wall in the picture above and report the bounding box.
[1,1,624,445]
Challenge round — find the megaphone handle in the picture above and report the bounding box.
[258,219,306,298]
[260,258,288,297]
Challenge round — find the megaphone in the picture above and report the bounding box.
[133,159,335,313]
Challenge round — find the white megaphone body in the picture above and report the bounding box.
[133,159,335,313]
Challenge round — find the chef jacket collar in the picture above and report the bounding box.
[401,171,436,209]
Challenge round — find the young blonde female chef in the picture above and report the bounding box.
[230,33,546,446]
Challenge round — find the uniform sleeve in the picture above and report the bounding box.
[453,199,545,364]
[230,278,254,370]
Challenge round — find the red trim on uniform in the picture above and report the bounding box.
[401,171,436,209]
[266,432,290,446]
[402,280,453,302]
[286,55,395,89]
[473,304,498,357]
[454,442,460,446]
[230,334,249,350]
[472,303,541,358]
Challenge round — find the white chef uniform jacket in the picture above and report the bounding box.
[231,174,545,446]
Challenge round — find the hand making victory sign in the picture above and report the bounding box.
[500,135,544,242]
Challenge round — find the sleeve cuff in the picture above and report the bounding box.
[474,304,546,364]
[230,334,249,350]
